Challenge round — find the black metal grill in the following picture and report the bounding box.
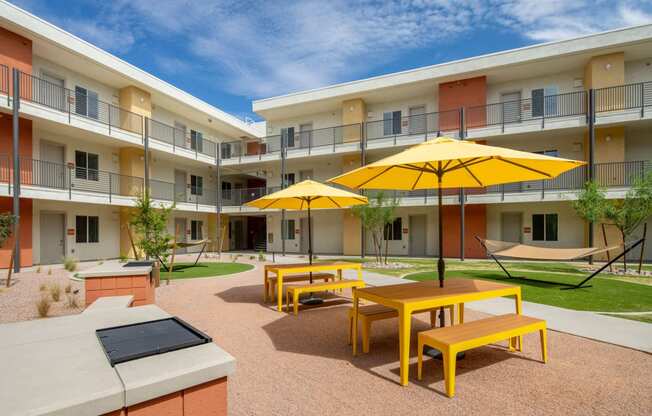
[96,317,212,366]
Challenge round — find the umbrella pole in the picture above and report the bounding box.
[437,169,445,328]
[301,200,322,305]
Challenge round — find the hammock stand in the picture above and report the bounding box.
[158,239,210,272]
[475,236,645,289]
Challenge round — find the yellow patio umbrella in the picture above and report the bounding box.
[246,180,367,298]
[328,136,585,305]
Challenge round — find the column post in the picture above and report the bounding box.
[11,68,21,273]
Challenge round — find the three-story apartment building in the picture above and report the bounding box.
[1,1,652,267]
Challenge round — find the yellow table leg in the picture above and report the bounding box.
[417,337,424,381]
[458,303,465,324]
[515,290,523,351]
[399,306,412,386]
[352,291,359,356]
[277,272,284,312]
[293,290,299,316]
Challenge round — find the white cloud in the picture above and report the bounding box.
[9,0,652,98]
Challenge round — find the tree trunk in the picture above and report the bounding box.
[384,235,389,265]
[621,229,627,273]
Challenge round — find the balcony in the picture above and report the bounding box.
[220,124,362,164]
[365,109,461,148]
[221,186,282,212]
[0,155,217,212]
[2,70,221,164]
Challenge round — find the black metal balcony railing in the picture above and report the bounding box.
[365,110,460,144]
[594,81,652,115]
[147,119,218,158]
[18,71,144,136]
[0,64,8,105]
[466,91,587,131]
[222,186,282,206]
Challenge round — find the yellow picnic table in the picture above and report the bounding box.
[265,262,363,311]
[351,278,522,386]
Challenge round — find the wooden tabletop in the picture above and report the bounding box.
[265,262,361,272]
[355,278,517,305]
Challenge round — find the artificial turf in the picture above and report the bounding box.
[405,269,652,313]
[164,262,253,280]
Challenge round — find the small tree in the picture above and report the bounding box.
[603,171,652,271]
[130,191,174,263]
[574,171,652,271]
[351,192,398,264]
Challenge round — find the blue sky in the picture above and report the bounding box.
[11,0,652,122]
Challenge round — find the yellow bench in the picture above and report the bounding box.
[417,314,547,398]
[348,304,457,354]
[285,279,365,315]
[266,273,335,301]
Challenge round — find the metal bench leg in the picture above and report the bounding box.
[540,328,548,363]
[417,337,424,381]
[293,291,300,316]
[443,348,457,398]
[362,317,371,353]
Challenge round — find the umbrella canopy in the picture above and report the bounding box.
[246,179,367,272]
[246,179,368,210]
[329,136,585,190]
[328,136,585,313]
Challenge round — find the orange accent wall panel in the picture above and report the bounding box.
[438,76,487,130]
[0,197,33,268]
[442,204,486,259]
[0,26,32,96]
[85,274,155,307]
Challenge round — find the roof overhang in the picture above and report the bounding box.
[253,24,652,120]
[0,1,261,139]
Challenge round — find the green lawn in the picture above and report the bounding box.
[602,314,652,324]
[405,269,652,313]
[164,262,253,280]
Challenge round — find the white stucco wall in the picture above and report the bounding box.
[32,199,121,263]
[624,58,652,84]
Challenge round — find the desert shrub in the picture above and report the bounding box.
[39,283,47,291]
[49,284,61,302]
[36,296,51,318]
[66,294,79,309]
[64,283,71,294]
[63,256,78,272]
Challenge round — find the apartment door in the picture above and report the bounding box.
[409,215,427,257]
[299,123,313,148]
[233,219,244,250]
[501,212,523,243]
[39,141,66,189]
[174,218,187,254]
[174,170,187,202]
[40,212,65,264]
[409,105,426,135]
[40,72,66,111]
[501,91,521,124]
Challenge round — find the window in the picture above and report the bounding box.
[532,214,558,241]
[191,220,203,240]
[532,86,559,117]
[281,127,295,148]
[75,86,99,119]
[222,181,232,200]
[76,216,99,243]
[75,150,99,181]
[383,111,402,136]
[384,217,402,241]
[190,175,203,196]
[191,130,204,153]
[283,173,295,187]
[282,219,295,240]
[532,89,544,117]
[534,150,559,157]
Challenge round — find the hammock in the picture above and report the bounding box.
[475,236,644,289]
[480,239,620,261]
[159,239,212,271]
